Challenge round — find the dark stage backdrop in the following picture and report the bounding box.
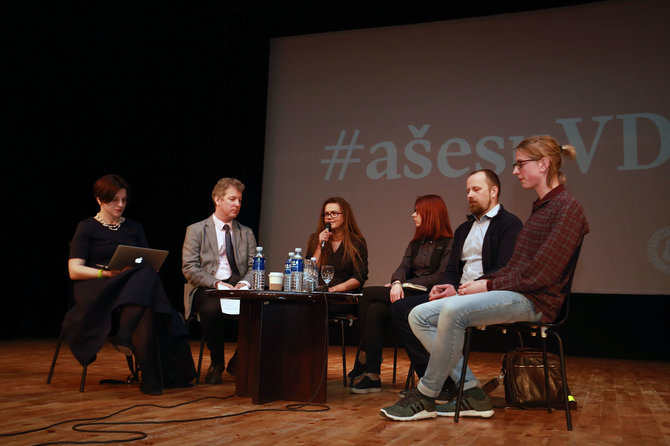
[4,1,669,360]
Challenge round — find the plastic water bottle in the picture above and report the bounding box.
[252,246,265,290]
[284,252,294,291]
[291,248,304,292]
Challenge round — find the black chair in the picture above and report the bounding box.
[330,314,404,387]
[47,331,139,392]
[454,243,583,430]
[47,280,139,391]
[404,363,416,390]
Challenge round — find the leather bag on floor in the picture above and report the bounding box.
[502,347,576,410]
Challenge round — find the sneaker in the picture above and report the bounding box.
[435,388,454,405]
[435,387,494,418]
[380,388,437,421]
[401,378,454,403]
[347,361,366,382]
[435,376,457,404]
[350,376,381,394]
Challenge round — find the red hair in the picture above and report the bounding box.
[411,194,453,242]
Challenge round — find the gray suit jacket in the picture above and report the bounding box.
[182,216,257,318]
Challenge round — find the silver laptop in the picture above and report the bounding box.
[99,245,169,271]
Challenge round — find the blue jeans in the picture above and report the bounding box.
[409,290,541,398]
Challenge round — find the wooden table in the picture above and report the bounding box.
[208,289,359,404]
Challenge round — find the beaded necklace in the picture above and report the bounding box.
[94,212,125,231]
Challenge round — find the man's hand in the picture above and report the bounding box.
[216,281,234,290]
[428,284,457,301]
[458,280,489,295]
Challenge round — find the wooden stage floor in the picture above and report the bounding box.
[1,339,669,445]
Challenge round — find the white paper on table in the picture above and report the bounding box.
[216,282,248,315]
[219,298,240,315]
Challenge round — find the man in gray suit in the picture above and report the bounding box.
[182,177,257,384]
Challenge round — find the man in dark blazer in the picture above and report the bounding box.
[182,177,256,384]
[391,169,523,392]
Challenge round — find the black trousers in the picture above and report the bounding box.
[390,293,431,378]
[193,287,231,366]
[358,286,424,374]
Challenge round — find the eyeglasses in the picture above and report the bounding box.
[323,211,342,219]
[512,158,538,169]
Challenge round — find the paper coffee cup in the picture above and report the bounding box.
[268,272,283,290]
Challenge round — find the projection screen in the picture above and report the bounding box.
[259,0,670,294]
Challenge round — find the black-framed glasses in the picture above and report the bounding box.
[323,211,342,218]
[512,158,538,169]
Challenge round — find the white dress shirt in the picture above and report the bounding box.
[460,204,501,283]
[212,214,234,281]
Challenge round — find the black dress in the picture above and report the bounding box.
[62,217,194,388]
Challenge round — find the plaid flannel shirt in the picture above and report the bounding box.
[484,185,589,323]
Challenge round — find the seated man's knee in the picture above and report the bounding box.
[194,291,224,320]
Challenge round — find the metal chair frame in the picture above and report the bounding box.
[330,314,403,387]
[454,244,583,430]
[46,277,139,391]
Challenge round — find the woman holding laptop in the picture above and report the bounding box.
[63,174,194,395]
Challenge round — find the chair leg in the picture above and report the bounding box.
[195,334,205,384]
[454,327,473,423]
[392,347,398,384]
[340,320,347,386]
[550,330,573,430]
[47,332,64,384]
[80,364,87,392]
[404,363,415,390]
[541,338,552,414]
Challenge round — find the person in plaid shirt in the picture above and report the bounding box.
[381,135,589,421]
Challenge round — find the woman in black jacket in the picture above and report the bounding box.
[350,194,454,394]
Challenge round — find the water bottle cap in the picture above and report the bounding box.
[257,246,263,251]
[295,248,302,252]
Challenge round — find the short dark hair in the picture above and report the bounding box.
[468,169,501,199]
[93,174,130,203]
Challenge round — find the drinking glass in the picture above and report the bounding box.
[321,265,335,287]
[304,258,315,292]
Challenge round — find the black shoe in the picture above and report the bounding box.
[164,381,194,389]
[350,376,382,394]
[109,336,135,356]
[140,381,162,395]
[347,361,366,381]
[226,350,238,377]
[205,363,226,385]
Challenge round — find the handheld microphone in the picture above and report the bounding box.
[321,222,331,249]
